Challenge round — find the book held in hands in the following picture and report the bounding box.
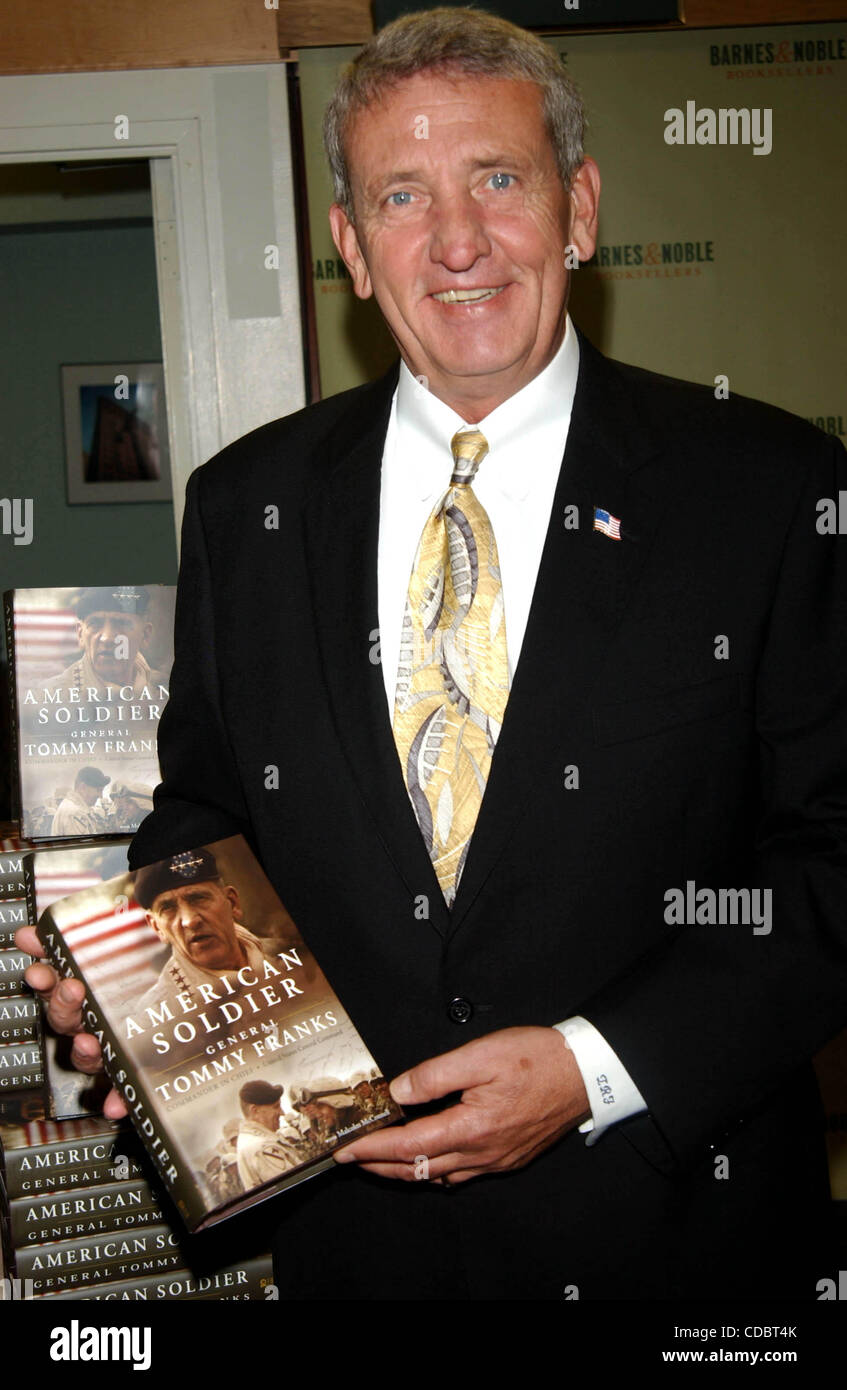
[36,835,402,1230]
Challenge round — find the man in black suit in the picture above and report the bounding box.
[25,7,847,1300]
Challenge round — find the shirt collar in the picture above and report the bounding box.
[395,315,580,501]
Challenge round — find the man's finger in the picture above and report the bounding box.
[103,1088,128,1120]
[355,1155,462,1183]
[24,960,60,997]
[15,926,43,958]
[69,1033,105,1074]
[390,1038,497,1107]
[334,1105,482,1167]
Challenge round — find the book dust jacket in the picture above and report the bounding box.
[4,586,175,840]
[36,835,402,1229]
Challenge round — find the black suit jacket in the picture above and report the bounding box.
[131,331,847,1299]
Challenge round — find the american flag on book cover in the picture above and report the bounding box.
[52,876,164,1015]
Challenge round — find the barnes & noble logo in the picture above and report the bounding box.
[709,36,846,67]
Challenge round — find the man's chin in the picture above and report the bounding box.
[92,661,132,682]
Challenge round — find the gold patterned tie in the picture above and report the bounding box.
[393,428,510,906]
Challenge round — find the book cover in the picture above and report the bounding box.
[26,842,131,1120]
[36,835,402,1230]
[4,586,175,840]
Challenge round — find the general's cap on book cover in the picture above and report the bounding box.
[4,586,175,840]
[37,836,402,1229]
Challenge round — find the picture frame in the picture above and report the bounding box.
[61,362,172,504]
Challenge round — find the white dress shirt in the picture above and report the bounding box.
[377,316,647,1143]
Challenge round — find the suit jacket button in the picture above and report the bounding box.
[447,997,473,1024]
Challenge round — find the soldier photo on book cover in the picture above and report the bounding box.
[5,585,175,839]
[36,835,402,1228]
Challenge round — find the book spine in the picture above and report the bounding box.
[36,909,200,1226]
[3,594,22,832]
[14,1222,184,1293]
[35,1254,275,1301]
[0,900,28,949]
[1,1125,128,1199]
[0,995,40,1043]
[0,950,32,997]
[0,1090,50,1123]
[0,1042,44,1090]
[0,853,26,902]
[11,1178,164,1245]
[22,853,37,932]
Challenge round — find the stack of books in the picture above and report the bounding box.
[0,585,276,1300]
[0,1117,274,1301]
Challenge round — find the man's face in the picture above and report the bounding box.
[329,72,599,420]
[77,610,152,683]
[253,1101,281,1133]
[147,881,244,971]
[76,781,101,807]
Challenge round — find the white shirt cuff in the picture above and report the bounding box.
[554,1015,647,1146]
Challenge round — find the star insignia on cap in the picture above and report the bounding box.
[170,852,205,878]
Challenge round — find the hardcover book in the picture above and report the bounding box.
[25,842,131,1120]
[0,996,40,1044]
[0,951,32,998]
[0,854,25,901]
[9,1178,165,1246]
[0,900,28,949]
[4,586,175,840]
[0,1117,135,1198]
[36,835,402,1230]
[14,1223,184,1293]
[37,1252,274,1301]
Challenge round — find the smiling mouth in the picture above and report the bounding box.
[431,286,506,304]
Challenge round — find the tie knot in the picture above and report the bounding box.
[450,429,489,485]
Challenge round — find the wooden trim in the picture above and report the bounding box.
[0,0,282,77]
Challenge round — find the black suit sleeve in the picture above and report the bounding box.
[586,431,847,1170]
[129,468,252,870]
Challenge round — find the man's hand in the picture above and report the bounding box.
[334,1026,591,1185]
[16,926,128,1119]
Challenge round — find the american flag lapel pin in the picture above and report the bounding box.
[593,506,622,540]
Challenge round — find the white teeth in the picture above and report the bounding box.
[432,286,504,303]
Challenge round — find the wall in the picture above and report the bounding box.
[0,214,178,590]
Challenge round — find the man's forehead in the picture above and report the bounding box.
[348,72,548,171]
[152,880,218,907]
[82,609,142,623]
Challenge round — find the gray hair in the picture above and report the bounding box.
[322,6,586,222]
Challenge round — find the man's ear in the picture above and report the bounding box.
[568,157,601,264]
[329,203,373,300]
[224,883,243,923]
[145,911,166,942]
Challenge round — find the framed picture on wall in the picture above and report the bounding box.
[61,362,172,504]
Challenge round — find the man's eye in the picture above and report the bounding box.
[488,172,514,191]
[387,190,413,206]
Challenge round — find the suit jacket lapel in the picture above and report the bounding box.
[448,332,668,934]
[302,365,450,938]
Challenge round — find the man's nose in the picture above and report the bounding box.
[176,903,202,929]
[428,193,491,271]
